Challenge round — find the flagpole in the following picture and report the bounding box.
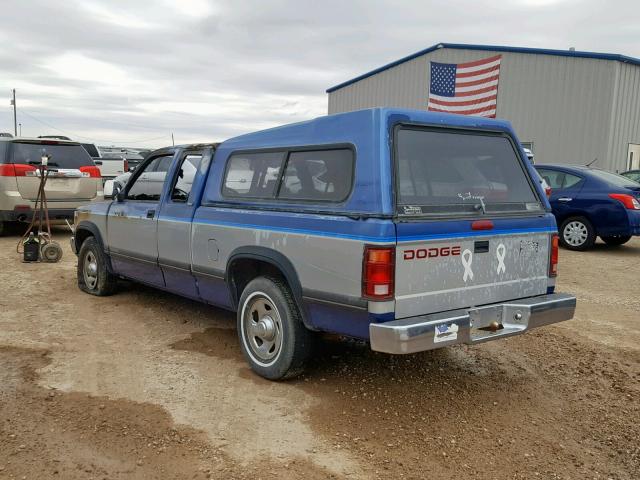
[12,89,17,137]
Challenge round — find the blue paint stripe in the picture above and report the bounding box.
[163,214,555,243]
[191,217,396,242]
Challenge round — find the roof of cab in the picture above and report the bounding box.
[219,107,515,151]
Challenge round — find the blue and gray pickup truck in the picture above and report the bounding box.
[71,108,576,380]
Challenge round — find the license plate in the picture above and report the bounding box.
[47,178,70,188]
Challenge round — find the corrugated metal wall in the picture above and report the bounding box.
[608,63,640,171]
[328,48,639,172]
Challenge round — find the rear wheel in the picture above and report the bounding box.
[237,276,313,380]
[601,235,632,246]
[77,237,117,296]
[559,217,596,251]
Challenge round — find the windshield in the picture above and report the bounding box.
[396,128,541,216]
[11,142,93,169]
[590,169,640,188]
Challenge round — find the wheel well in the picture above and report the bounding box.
[227,258,286,308]
[75,228,94,250]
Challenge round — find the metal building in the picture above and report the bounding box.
[327,43,640,173]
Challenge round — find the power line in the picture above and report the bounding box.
[19,109,170,145]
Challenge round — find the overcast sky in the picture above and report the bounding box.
[1,0,638,148]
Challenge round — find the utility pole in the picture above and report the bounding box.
[11,89,17,137]
[171,132,175,146]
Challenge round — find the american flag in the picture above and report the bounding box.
[427,55,502,118]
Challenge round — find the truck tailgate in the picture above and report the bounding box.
[395,231,551,319]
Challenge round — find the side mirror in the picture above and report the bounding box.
[105,180,125,201]
[103,180,115,198]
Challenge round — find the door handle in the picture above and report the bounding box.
[146,209,156,218]
[557,197,573,202]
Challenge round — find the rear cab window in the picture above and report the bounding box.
[222,148,354,203]
[395,127,542,217]
[10,141,94,169]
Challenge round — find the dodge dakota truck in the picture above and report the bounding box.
[71,108,576,380]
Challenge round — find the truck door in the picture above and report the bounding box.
[107,153,173,287]
[157,149,209,299]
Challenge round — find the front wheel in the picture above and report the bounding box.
[237,276,313,380]
[601,235,632,246]
[559,217,596,251]
[77,237,117,296]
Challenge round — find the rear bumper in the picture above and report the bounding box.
[0,207,76,223]
[369,293,576,354]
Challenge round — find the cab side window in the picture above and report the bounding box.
[223,151,284,198]
[126,154,173,201]
[278,149,353,202]
[170,154,202,203]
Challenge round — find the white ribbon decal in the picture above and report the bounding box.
[461,249,474,282]
[496,243,506,274]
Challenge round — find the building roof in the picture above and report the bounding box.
[326,42,640,93]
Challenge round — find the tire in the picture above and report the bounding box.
[237,275,313,380]
[601,235,632,246]
[559,216,596,251]
[77,237,117,296]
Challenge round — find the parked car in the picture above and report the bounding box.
[523,147,534,163]
[0,137,102,235]
[535,165,640,250]
[77,143,128,182]
[621,170,640,183]
[72,108,575,380]
[94,154,128,182]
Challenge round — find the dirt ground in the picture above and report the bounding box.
[0,230,638,480]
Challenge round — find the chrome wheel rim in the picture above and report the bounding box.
[241,292,283,366]
[563,221,588,247]
[83,251,98,289]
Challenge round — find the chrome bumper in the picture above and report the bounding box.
[69,236,77,255]
[369,293,576,354]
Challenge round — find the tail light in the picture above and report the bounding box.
[609,193,640,210]
[0,164,37,177]
[123,159,129,172]
[362,246,395,300]
[549,234,559,277]
[80,166,102,178]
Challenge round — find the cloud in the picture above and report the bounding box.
[0,0,638,147]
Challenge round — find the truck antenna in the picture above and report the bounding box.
[585,157,598,167]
